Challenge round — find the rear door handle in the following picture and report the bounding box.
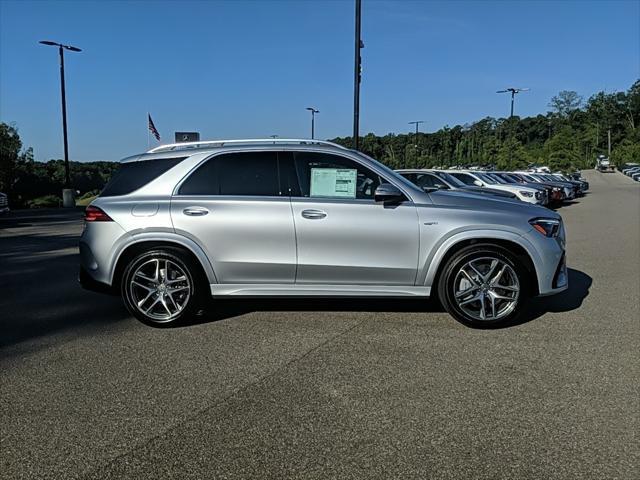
[301,209,327,219]
[183,207,209,216]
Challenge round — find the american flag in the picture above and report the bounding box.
[148,114,161,141]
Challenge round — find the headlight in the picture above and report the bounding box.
[519,190,534,197]
[529,218,561,237]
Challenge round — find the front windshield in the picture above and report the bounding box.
[476,173,497,185]
[502,174,520,183]
[357,153,423,193]
[432,171,466,187]
[488,173,508,184]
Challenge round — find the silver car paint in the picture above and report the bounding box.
[80,141,567,298]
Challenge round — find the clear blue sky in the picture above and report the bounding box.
[1,0,638,161]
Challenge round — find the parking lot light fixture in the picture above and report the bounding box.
[306,107,319,139]
[39,40,82,206]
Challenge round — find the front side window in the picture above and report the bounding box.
[293,152,382,200]
[179,152,280,196]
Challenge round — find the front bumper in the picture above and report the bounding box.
[522,227,568,296]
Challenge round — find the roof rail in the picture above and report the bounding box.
[147,138,349,154]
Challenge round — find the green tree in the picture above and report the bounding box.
[0,122,22,192]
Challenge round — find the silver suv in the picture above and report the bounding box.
[80,139,568,327]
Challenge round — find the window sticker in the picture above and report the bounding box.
[310,168,357,198]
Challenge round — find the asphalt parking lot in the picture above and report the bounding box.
[1,170,638,479]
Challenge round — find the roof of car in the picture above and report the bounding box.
[120,138,354,163]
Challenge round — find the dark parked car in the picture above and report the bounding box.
[0,192,9,214]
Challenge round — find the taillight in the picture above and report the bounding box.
[85,206,113,222]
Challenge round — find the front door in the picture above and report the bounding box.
[289,151,420,285]
[171,151,296,284]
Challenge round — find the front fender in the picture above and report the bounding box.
[419,228,542,289]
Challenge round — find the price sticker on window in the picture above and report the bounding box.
[310,168,357,198]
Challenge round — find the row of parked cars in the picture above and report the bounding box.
[620,164,640,181]
[396,168,588,208]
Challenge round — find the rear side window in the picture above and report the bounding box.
[101,157,186,197]
[179,152,280,196]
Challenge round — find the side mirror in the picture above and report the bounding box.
[374,183,405,204]
[434,183,449,190]
[473,179,483,187]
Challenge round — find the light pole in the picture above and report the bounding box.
[496,87,529,118]
[353,0,363,150]
[39,40,82,207]
[306,107,319,139]
[408,121,425,168]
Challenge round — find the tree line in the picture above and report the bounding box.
[1,80,638,208]
[331,80,639,173]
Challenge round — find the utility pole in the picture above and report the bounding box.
[353,0,363,150]
[39,40,82,207]
[408,121,424,168]
[607,128,611,157]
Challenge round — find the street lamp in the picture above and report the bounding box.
[496,87,529,118]
[39,40,82,207]
[408,121,425,168]
[353,0,363,150]
[306,107,319,139]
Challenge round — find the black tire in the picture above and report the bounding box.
[437,244,531,328]
[121,248,206,327]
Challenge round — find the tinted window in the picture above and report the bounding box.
[179,152,280,196]
[450,172,477,186]
[101,157,186,197]
[293,152,382,200]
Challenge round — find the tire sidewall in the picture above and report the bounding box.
[438,245,530,328]
[121,249,201,327]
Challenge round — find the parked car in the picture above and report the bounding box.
[515,172,576,200]
[80,139,568,328]
[445,170,547,205]
[624,167,640,177]
[490,172,565,205]
[632,171,640,182]
[0,192,9,214]
[395,169,518,200]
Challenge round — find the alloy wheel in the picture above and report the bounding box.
[453,256,520,321]
[128,258,191,322]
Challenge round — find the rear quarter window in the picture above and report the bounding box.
[100,157,186,197]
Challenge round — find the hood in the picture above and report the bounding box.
[427,189,559,219]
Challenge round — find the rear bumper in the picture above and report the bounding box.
[79,267,117,295]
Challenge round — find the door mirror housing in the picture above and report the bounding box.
[374,183,406,204]
[473,179,483,187]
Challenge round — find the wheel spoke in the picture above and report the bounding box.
[455,285,479,299]
[493,284,518,292]
[490,294,496,319]
[145,297,160,314]
[132,281,154,292]
[468,262,484,283]
[490,265,506,285]
[135,271,155,283]
[484,259,499,282]
[461,269,480,286]
[166,276,187,285]
[153,259,160,283]
[137,291,154,307]
[159,296,172,315]
[166,292,179,310]
[459,293,481,306]
[479,293,486,320]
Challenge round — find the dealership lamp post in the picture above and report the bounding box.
[306,107,319,139]
[496,87,529,119]
[408,120,424,168]
[353,0,363,150]
[39,40,81,207]
[496,87,529,164]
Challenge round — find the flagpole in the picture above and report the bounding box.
[147,112,150,151]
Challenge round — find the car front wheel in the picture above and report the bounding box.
[437,244,530,328]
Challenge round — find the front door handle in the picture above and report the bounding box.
[183,207,209,216]
[301,209,327,219]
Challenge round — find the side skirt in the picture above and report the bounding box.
[210,284,431,297]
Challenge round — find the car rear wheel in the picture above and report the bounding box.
[437,244,530,328]
[121,248,203,327]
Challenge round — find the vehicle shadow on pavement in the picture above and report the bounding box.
[517,268,593,325]
[182,268,592,329]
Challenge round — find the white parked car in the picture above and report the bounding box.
[445,170,547,205]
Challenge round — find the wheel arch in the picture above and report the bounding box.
[424,233,540,297]
[110,236,217,291]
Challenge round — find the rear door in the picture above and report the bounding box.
[288,151,420,286]
[171,151,296,284]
